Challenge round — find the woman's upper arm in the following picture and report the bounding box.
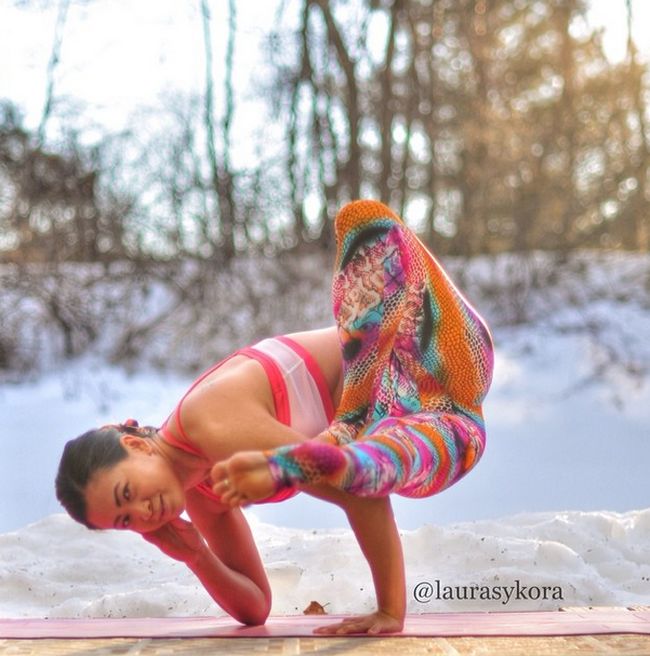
[180,366,314,458]
[185,490,270,595]
[188,408,313,460]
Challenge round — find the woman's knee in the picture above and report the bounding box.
[335,199,399,232]
[333,200,404,255]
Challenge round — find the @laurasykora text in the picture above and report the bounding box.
[413,580,565,606]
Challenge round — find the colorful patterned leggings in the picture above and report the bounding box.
[266,200,494,498]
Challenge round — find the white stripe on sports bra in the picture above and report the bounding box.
[251,337,330,438]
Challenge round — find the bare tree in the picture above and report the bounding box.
[624,0,649,252]
[200,0,237,261]
[38,0,71,145]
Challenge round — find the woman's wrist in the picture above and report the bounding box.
[377,606,405,632]
[379,604,405,622]
[184,542,211,569]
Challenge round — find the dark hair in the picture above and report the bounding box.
[55,422,157,529]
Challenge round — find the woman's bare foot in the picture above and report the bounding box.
[211,451,276,506]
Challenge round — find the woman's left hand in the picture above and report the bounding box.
[141,517,205,565]
[313,610,404,635]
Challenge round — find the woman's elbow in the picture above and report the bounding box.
[235,592,271,626]
[238,603,270,627]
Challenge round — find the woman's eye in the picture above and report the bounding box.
[123,516,130,529]
[124,485,131,501]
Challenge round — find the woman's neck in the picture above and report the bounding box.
[151,432,212,490]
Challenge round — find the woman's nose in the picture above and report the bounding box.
[136,498,153,521]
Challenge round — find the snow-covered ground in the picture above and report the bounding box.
[1,251,649,617]
[1,508,648,617]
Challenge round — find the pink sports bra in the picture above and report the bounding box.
[159,335,335,504]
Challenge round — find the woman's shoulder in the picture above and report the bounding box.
[185,355,274,414]
[175,355,275,455]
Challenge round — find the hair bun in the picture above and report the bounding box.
[123,418,139,428]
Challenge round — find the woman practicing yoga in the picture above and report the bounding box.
[56,200,494,635]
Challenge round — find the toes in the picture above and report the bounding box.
[216,482,249,508]
[209,452,275,506]
[210,462,228,484]
[226,492,248,508]
[217,487,234,503]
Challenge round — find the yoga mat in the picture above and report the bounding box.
[1,608,649,639]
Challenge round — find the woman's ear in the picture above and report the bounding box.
[120,434,154,455]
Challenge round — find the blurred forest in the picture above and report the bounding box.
[1,0,649,377]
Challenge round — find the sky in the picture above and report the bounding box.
[1,0,284,167]
[1,0,649,146]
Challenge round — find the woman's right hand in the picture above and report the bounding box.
[141,516,206,565]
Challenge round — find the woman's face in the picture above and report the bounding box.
[84,435,186,533]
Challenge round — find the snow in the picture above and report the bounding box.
[1,251,649,617]
[1,509,648,618]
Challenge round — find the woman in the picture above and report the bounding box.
[56,199,494,635]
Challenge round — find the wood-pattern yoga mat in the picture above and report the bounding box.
[1,608,649,639]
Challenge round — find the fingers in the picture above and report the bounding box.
[211,461,250,507]
[211,462,236,500]
[140,523,170,546]
[140,531,160,545]
[142,518,187,547]
[313,618,368,635]
[313,613,397,635]
[210,461,227,483]
[211,452,275,506]
[210,463,229,491]
[314,624,363,635]
[218,485,250,508]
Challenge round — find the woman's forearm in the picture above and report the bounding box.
[344,495,406,622]
[187,547,271,625]
[300,483,406,624]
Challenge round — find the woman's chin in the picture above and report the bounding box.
[164,492,185,520]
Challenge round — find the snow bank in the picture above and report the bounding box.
[1,509,648,618]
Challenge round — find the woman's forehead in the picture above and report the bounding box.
[87,461,122,499]
[87,449,152,499]
[86,455,141,506]
[84,466,121,527]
